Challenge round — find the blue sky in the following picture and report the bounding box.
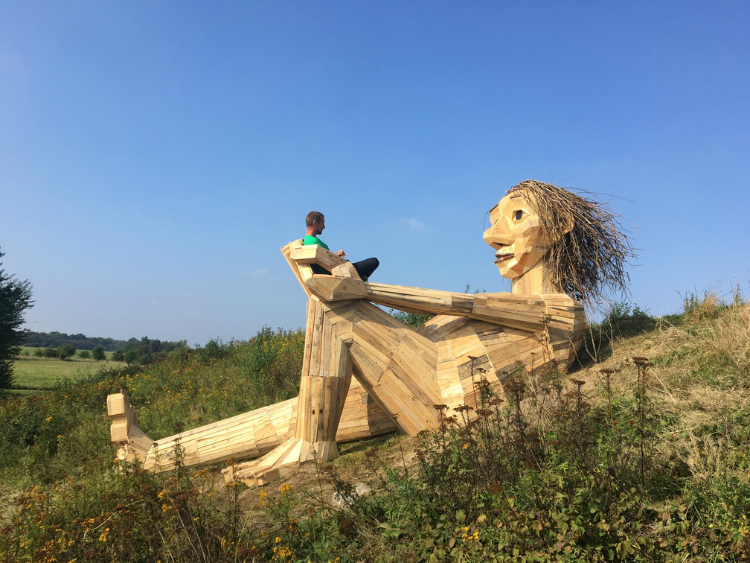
[2,1,749,345]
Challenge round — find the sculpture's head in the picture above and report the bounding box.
[483,180,634,305]
[483,187,570,279]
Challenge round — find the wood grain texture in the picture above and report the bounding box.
[109,234,589,482]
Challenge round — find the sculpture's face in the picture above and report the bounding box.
[483,192,552,279]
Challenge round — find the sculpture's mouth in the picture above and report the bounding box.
[494,252,514,263]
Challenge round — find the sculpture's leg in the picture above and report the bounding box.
[228,298,354,485]
[228,299,443,485]
[107,389,155,464]
[341,300,442,434]
[293,298,353,460]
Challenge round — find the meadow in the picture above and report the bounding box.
[11,347,126,392]
[0,297,749,561]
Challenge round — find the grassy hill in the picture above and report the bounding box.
[1,298,749,561]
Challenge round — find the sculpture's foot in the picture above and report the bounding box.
[107,390,155,464]
[221,438,338,486]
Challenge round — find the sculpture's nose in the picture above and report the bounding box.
[483,221,512,249]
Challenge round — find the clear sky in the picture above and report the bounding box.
[2,1,749,346]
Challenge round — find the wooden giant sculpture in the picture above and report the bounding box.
[107,181,632,485]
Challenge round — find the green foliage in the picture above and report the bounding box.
[22,330,123,352]
[327,361,748,560]
[0,248,33,389]
[0,326,310,561]
[77,350,90,359]
[603,301,656,337]
[0,453,255,562]
[0,326,305,487]
[57,344,77,361]
[120,336,187,365]
[2,306,750,561]
[91,346,105,361]
[389,310,433,329]
[112,349,125,362]
[576,302,657,366]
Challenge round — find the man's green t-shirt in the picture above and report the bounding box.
[303,235,329,250]
[303,235,331,275]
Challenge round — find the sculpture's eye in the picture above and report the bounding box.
[514,210,523,221]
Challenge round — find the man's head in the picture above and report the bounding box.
[306,211,325,236]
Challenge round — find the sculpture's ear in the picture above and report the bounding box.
[544,211,574,246]
[558,212,574,237]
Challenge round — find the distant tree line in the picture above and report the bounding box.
[22,332,188,366]
[30,344,106,361]
[22,331,126,351]
[117,337,188,365]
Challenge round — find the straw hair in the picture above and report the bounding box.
[509,180,635,308]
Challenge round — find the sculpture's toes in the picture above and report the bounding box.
[221,438,338,486]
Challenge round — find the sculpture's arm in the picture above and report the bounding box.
[284,241,578,335]
[364,283,549,333]
[306,274,549,333]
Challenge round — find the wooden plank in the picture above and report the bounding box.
[281,240,313,297]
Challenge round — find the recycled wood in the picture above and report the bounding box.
[108,185,594,486]
[106,378,396,472]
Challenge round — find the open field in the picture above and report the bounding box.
[12,351,126,390]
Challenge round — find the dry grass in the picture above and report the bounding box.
[705,302,750,373]
[569,301,750,489]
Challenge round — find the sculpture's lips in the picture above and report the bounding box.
[494,253,513,263]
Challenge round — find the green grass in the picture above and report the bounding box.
[12,351,126,390]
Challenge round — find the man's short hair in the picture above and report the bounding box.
[306,211,324,227]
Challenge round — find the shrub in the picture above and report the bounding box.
[334,359,749,560]
[91,346,106,361]
[58,344,77,360]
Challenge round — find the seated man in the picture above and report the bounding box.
[304,211,379,281]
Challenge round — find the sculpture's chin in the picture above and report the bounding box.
[496,259,523,280]
[496,251,546,280]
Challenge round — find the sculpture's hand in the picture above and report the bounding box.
[336,250,347,259]
[305,275,367,302]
